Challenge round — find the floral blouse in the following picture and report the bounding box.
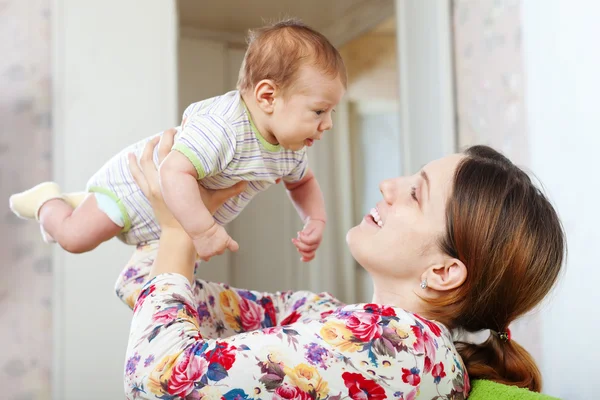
[116,244,470,400]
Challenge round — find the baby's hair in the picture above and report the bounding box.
[237,18,347,96]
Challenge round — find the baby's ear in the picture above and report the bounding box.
[254,79,277,114]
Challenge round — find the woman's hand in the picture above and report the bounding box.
[128,128,247,232]
[128,128,247,282]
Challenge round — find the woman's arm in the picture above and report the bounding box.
[128,130,246,282]
[126,272,466,400]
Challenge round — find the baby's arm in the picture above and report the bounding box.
[159,152,238,261]
[284,168,327,262]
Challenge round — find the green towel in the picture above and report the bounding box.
[468,380,560,400]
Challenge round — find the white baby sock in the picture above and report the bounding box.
[9,181,64,220]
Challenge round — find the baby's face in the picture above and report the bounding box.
[271,66,345,151]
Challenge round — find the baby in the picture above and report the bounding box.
[9,19,347,262]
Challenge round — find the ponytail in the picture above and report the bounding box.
[455,334,541,391]
[431,145,566,392]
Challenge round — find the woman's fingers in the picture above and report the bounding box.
[158,128,177,165]
[139,136,161,197]
[216,181,247,203]
[128,152,148,195]
[140,136,160,171]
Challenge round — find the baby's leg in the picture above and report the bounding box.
[39,194,121,253]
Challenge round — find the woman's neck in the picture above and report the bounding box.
[369,274,425,314]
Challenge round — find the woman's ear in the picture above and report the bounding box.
[424,258,467,292]
[254,79,277,114]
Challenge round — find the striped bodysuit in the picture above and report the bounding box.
[86,90,307,245]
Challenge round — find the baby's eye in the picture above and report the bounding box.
[315,110,324,116]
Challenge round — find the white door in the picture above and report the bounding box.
[52,1,178,399]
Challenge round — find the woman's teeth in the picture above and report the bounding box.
[370,208,383,227]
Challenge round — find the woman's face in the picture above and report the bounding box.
[346,154,464,281]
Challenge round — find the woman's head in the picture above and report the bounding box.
[346,153,466,286]
[347,145,565,391]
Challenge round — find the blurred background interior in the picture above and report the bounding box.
[1,0,598,399]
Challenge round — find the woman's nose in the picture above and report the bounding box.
[379,179,396,204]
[379,177,409,204]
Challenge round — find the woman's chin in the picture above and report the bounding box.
[346,225,358,246]
[346,227,368,263]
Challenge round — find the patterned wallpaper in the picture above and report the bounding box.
[453,0,543,364]
[0,1,53,399]
[453,0,528,166]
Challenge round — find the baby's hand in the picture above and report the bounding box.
[192,223,239,262]
[291,218,325,262]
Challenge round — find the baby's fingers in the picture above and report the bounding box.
[292,238,319,253]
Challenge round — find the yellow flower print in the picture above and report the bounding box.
[388,320,417,346]
[220,289,242,331]
[284,363,329,399]
[176,308,200,331]
[264,345,292,365]
[198,385,223,399]
[320,322,361,353]
[126,289,141,309]
[146,352,181,397]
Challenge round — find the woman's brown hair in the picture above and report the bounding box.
[429,145,565,391]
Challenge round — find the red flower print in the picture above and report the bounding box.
[239,297,263,331]
[152,307,179,324]
[273,383,312,400]
[203,341,237,370]
[134,284,156,313]
[342,372,387,400]
[281,310,302,326]
[402,367,421,386]
[411,326,436,359]
[432,362,446,384]
[405,388,418,400]
[414,313,442,337]
[182,302,199,321]
[167,350,208,397]
[423,356,432,374]
[320,310,334,319]
[262,326,284,335]
[261,298,277,326]
[364,304,396,317]
[346,313,383,341]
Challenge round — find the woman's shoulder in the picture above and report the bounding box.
[317,303,470,398]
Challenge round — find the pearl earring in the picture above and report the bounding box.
[420,279,428,289]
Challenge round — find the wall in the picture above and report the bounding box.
[339,31,398,102]
[453,0,528,165]
[339,28,400,302]
[452,0,545,364]
[52,1,178,399]
[522,1,600,398]
[454,0,600,397]
[0,1,53,399]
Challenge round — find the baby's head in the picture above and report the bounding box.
[238,19,347,151]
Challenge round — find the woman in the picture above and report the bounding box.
[118,130,564,399]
